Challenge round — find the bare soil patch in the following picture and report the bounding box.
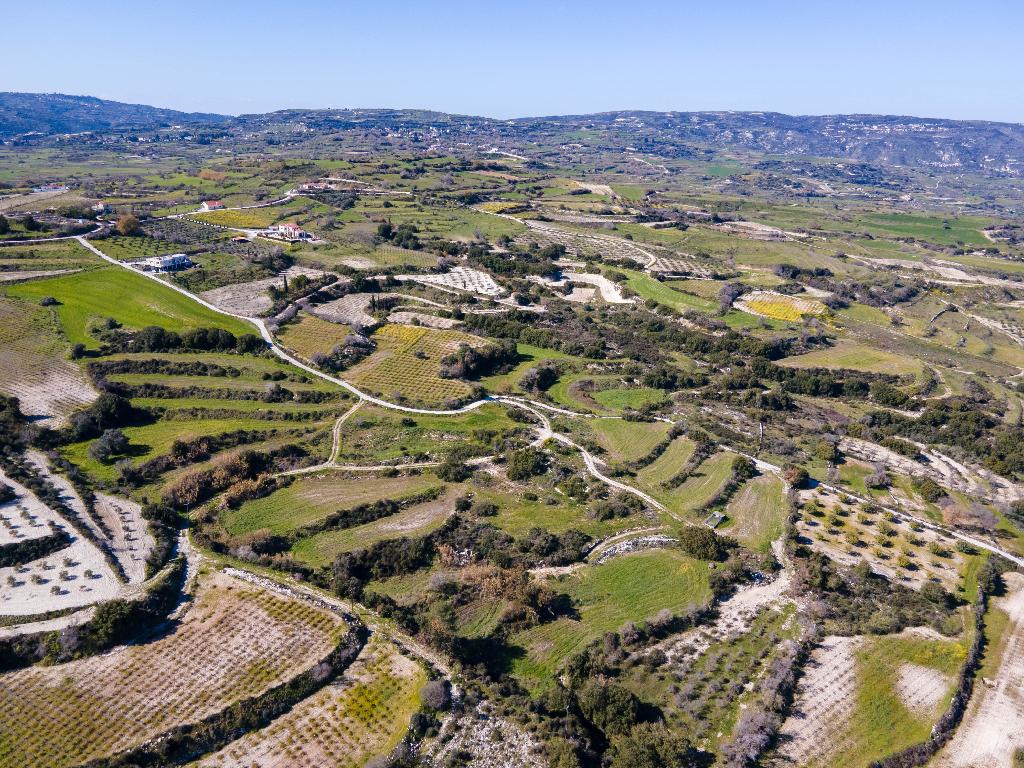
[94,492,154,584]
[896,662,950,715]
[0,467,121,616]
[200,266,326,317]
[774,635,864,766]
[431,701,545,768]
[934,571,1024,767]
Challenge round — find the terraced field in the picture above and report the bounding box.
[0,239,99,273]
[0,571,351,768]
[510,550,712,690]
[0,295,95,424]
[223,472,443,536]
[347,324,491,407]
[335,403,518,463]
[590,418,672,463]
[278,313,357,359]
[724,475,788,552]
[191,635,424,768]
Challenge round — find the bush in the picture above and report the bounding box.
[676,526,733,561]
[87,428,130,462]
[608,723,698,768]
[577,680,640,739]
[506,447,548,481]
[419,679,451,710]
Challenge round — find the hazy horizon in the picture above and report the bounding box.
[6,0,1024,123]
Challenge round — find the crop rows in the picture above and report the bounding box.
[191,636,424,768]
[0,573,347,768]
[398,266,504,297]
[97,235,183,262]
[735,290,827,321]
[797,487,966,589]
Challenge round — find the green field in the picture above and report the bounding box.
[509,550,711,689]
[619,268,718,313]
[637,437,697,486]
[722,475,787,552]
[590,419,672,462]
[829,633,964,767]
[290,490,453,566]
[636,450,736,518]
[780,339,925,379]
[590,386,668,411]
[223,472,443,536]
[7,267,252,347]
[337,403,518,463]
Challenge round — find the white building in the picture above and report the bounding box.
[199,200,225,212]
[142,253,193,272]
[268,222,311,240]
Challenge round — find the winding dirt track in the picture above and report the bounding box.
[71,227,1024,568]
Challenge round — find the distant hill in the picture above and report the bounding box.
[0,93,230,137]
[3,93,1022,175]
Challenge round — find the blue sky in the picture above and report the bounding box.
[6,0,1023,122]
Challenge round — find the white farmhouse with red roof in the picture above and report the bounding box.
[199,200,225,212]
[268,222,309,240]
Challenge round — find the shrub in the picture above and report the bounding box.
[419,679,451,710]
[676,526,733,561]
[506,447,548,480]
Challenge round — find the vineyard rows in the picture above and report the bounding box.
[191,635,424,768]
[0,573,348,768]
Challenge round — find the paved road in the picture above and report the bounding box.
[73,228,1024,569]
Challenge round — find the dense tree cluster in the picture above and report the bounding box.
[439,340,517,380]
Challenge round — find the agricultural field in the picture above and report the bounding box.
[0,570,351,768]
[722,474,789,553]
[291,487,456,566]
[625,603,799,751]
[0,294,96,424]
[0,239,99,273]
[510,550,712,690]
[796,485,970,590]
[334,403,521,463]
[734,290,828,321]
[278,313,356,359]
[346,323,490,406]
[94,234,183,261]
[4,90,1024,768]
[191,635,425,768]
[776,630,965,768]
[6,266,253,346]
[933,572,1024,767]
[222,471,443,536]
[589,419,672,463]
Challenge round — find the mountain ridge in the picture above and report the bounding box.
[3,92,1023,175]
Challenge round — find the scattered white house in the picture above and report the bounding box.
[267,222,313,241]
[91,202,110,214]
[199,200,225,212]
[32,183,70,193]
[140,253,193,272]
